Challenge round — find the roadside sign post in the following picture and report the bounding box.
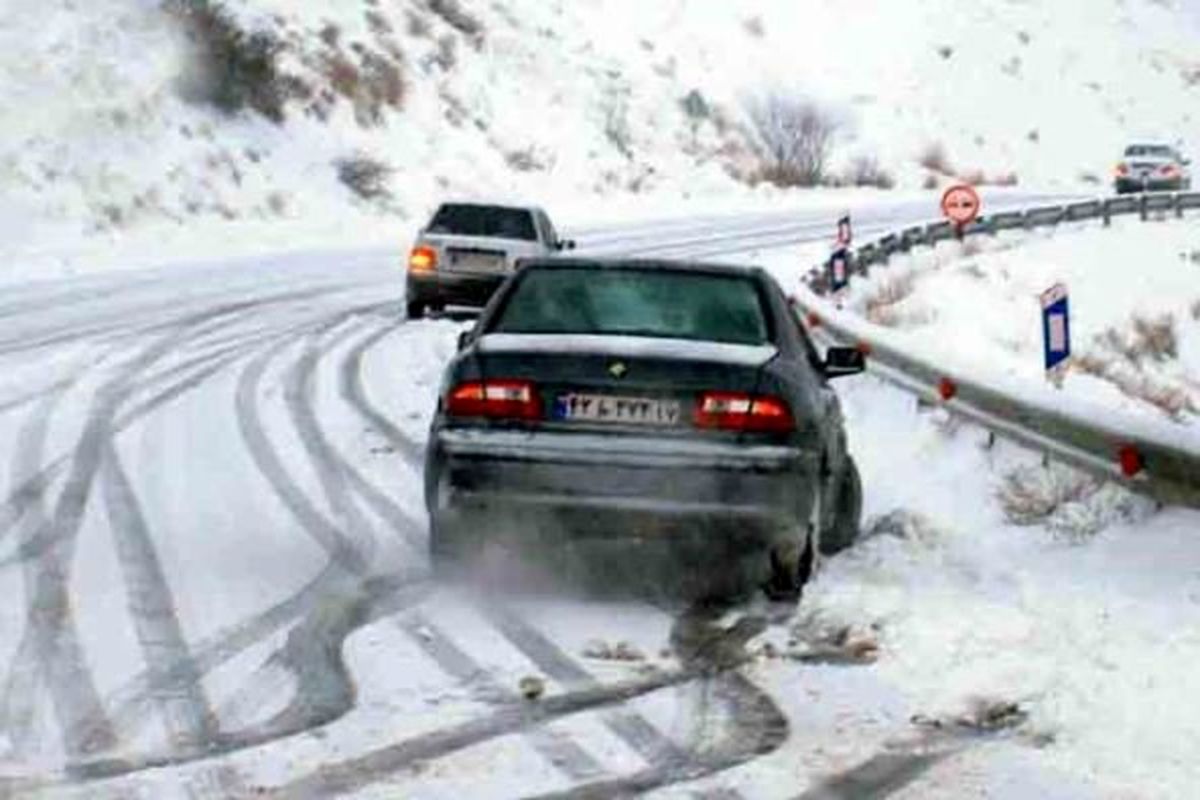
[823,213,852,305]
[827,247,850,306]
[1040,283,1071,387]
[836,214,852,248]
[940,184,981,237]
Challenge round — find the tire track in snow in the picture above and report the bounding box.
[22,579,436,790]
[1,300,434,788]
[0,293,367,561]
[97,443,221,753]
[483,604,690,771]
[399,612,607,782]
[0,322,198,758]
[234,321,374,574]
[523,609,790,800]
[0,296,381,764]
[0,367,94,759]
[260,665,703,799]
[523,675,786,800]
[791,748,954,800]
[338,321,427,469]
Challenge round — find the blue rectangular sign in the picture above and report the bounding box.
[828,247,850,294]
[1040,283,1071,373]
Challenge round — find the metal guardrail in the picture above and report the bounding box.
[796,190,1200,508]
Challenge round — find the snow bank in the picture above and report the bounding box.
[838,218,1200,427]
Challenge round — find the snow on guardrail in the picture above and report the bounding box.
[795,190,1200,509]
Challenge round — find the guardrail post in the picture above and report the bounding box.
[1176,194,1184,220]
[1102,199,1111,227]
[1140,193,1148,222]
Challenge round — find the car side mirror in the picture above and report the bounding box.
[457,331,471,351]
[824,346,865,378]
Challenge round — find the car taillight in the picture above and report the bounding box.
[1115,163,1129,176]
[693,392,795,433]
[1160,164,1178,176]
[446,380,541,420]
[409,245,438,272]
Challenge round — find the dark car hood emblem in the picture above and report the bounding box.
[608,361,628,378]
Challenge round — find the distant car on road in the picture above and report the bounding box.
[423,258,865,603]
[1114,143,1192,194]
[405,202,575,319]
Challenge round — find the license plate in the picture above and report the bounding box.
[553,393,681,426]
[449,252,506,272]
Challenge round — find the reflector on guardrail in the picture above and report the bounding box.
[1118,444,1144,478]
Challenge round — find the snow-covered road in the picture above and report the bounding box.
[4,193,1192,799]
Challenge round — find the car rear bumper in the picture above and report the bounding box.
[428,428,819,543]
[1115,177,1185,193]
[407,271,506,308]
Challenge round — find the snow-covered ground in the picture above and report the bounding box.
[831,217,1200,427]
[2,1,1200,796]
[0,202,1198,799]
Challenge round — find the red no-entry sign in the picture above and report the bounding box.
[941,184,981,227]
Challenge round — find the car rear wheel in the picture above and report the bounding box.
[763,489,819,604]
[406,300,425,320]
[821,457,863,556]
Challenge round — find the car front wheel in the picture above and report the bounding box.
[820,457,863,556]
[406,300,425,320]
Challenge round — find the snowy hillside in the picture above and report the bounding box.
[1,0,1197,277]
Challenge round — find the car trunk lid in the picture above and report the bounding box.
[467,333,780,434]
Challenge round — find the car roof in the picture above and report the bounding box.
[435,200,544,213]
[514,256,768,279]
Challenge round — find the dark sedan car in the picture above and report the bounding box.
[423,258,864,602]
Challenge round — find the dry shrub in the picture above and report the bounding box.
[919,142,953,175]
[958,168,986,186]
[504,148,546,172]
[434,34,457,70]
[998,465,1099,526]
[844,156,895,189]
[164,0,297,122]
[997,463,1154,540]
[318,45,405,126]
[1131,314,1178,361]
[960,238,985,257]
[428,0,484,45]
[336,154,393,200]
[407,10,432,37]
[743,16,765,37]
[922,173,939,190]
[746,93,841,187]
[1093,313,1177,364]
[365,10,392,35]
[864,272,918,326]
[1073,313,1197,420]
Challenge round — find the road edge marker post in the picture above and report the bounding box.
[1040,282,1071,388]
[827,212,852,308]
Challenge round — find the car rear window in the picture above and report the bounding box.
[1124,145,1175,159]
[427,204,537,241]
[490,267,772,345]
